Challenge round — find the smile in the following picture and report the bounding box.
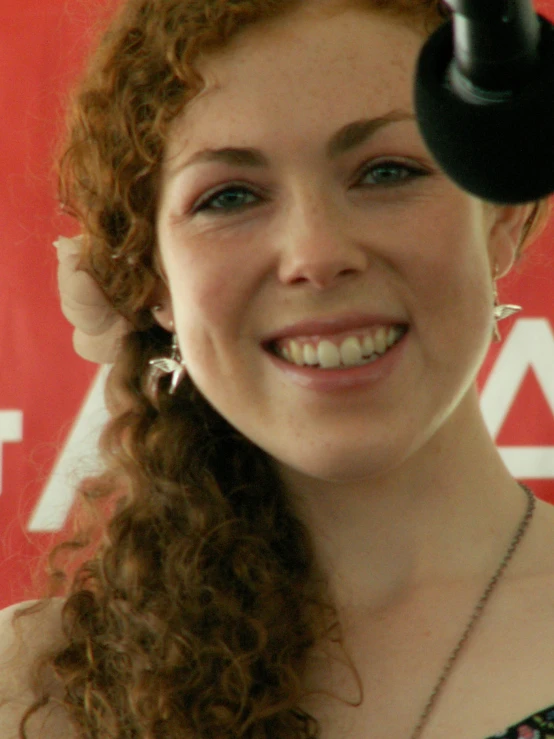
[269,325,408,370]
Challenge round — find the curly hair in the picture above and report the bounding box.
[14,1,549,738]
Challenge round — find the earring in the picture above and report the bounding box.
[493,273,522,342]
[147,333,187,400]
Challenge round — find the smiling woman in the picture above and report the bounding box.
[1,1,553,738]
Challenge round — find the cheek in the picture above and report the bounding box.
[166,255,256,382]
[414,199,491,273]
[162,222,267,327]
[165,247,235,326]
[398,207,493,323]
[195,274,235,323]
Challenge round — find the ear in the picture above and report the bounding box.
[150,282,174,332]
[487,203,535,278]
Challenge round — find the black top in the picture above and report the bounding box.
[486,704,554,738]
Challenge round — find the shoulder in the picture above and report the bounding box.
[0,599,77,739]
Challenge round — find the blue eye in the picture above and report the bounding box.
[359,161,427,186]
[195,185,258,214]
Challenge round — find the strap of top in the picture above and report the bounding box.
[486,704,554,738]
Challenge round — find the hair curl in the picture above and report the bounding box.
[15,1,550,738]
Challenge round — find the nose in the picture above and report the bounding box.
[277,189,368,289]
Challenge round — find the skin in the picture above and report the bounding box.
[155,6,521,485]
[153,3,554,736]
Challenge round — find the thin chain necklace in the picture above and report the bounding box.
[409,484,536,739]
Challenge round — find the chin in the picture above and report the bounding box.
[277,445,404,487]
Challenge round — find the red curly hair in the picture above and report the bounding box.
[13,1,549,737]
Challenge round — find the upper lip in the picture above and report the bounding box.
[261,312,408,345]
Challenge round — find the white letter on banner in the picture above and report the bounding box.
[0,411,23,495]
[480,318,554,479]
[28,366,110,532]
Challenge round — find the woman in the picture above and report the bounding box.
[1,0,553,737]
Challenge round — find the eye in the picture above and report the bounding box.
[358,160,428,187]
[193,184,259,214]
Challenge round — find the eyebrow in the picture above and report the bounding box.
[168,109,415,176]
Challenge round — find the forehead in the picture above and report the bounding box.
[164,8,425,162]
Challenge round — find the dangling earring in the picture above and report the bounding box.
[147,333,187,400]
[493,267,522,342]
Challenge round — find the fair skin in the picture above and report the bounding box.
[1,5,554,739]
[150,3,554,738]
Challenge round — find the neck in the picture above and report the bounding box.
[279,389,525,615]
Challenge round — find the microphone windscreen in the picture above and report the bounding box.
[414,18,554,204]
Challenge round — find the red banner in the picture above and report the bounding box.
[1,0,554,609]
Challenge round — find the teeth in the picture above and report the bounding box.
[374,327,387,355]
[362,335,375,357]
[290,340,304,365]
[340,337,363,367]
[303,343,319,365]
[387,327,398,347]
[317,340,341,368]
[274,325,405,369]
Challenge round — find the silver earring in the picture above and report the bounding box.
[493,280,522,342]
[148,333,187,399]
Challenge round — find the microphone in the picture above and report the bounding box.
[414,0,554,204]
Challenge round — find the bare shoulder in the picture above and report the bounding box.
[0,599,77,739]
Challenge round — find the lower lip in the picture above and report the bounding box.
[265,331,408,392]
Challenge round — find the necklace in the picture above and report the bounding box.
[409,484,536,739]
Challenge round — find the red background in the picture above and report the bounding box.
[1,0,553,610]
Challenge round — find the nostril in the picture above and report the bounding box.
[289,275,310,285]
[284,266,360,290]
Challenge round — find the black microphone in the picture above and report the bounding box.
[414,0,554,204]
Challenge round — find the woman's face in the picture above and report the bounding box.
[155,4,518,484]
